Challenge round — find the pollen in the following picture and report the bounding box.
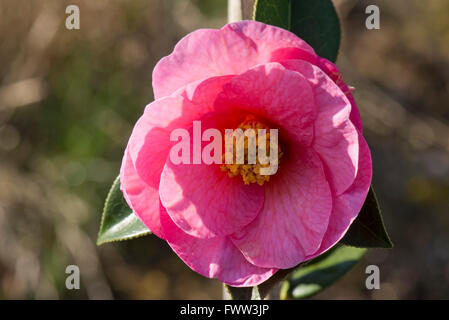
[220,116,283,186]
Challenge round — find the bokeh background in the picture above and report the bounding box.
[0,0,448,299]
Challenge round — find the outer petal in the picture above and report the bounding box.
[128,75,234,188]
[315,57,363,132]
[159,155,264,239]
[160,210,277,287]
[216,62,316,146]
[120,148,165,239]
[123,76,233,237]
[280,59,359,196]
[153,20,314,99]
[269,46,363,132]
[231,148,333,269]
[308,132,372,258]
[226,20,315,61]
[127,96,185,189]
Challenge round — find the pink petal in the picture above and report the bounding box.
[128,75,234,188]
[160,210,277,287]
[120,148,165,239]
[269,46,317,64]
[308,132,372,258]
[159,120,264,238]
[315,57,363,132]
[152,20,314,99]
[127,95,187,189]
[225,20,315,61]
[231,148,333,269]
[152,29,257,100]
[216,62,316,146]
[124,76,234,237]
[159,160,264,239]
[269,47,363,132]
[280,59,359,195]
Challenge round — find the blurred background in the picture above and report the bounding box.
[0,0,448,299]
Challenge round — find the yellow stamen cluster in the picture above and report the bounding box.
[220,117,283,186]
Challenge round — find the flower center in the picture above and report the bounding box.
[220,116,283,186]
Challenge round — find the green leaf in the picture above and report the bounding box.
[257,268,293,299]
[340,187,393,248]
[254,0,341,62]
[97,175,151,245]
[280,245,366,299]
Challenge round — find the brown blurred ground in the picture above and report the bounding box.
[0,0,448,299]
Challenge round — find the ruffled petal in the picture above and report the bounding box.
[216,62,316,146]
[123,76,234,236]
[120,148,165,239]
[160,210,277,287]
[315,57,363,132]
[159,157,264,239]
[280,59,359,195]
[127,95,186,190]
[152,20,314,99]
[128,76,234,188]
[269,48,363,132]
[308,132,372,259]
[231,148,333,269]
[225,20,315,61]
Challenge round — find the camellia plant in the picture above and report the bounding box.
[97,0,392,300]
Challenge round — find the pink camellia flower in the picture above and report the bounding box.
[120,20,372,287]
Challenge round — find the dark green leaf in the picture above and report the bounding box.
[254,0,341,62]
[340,187,393,248]
[280,245,366,299]
[257,268,293,299]
[97,175,151,245]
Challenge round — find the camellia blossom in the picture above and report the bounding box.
[120,20,372,287]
